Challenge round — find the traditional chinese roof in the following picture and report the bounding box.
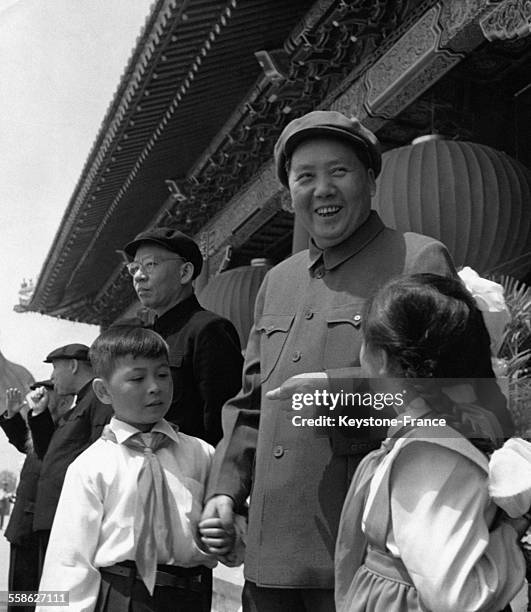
[24,0,317,323]
[23,0,531,325]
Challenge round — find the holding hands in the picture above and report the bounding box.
[199,495,235,556]
[199,495,246,566]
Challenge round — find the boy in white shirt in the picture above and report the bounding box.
[37,325,233,612]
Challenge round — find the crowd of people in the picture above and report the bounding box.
[0,110,529,612]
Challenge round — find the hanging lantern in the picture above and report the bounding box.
[372,136,531,279]
[198,258,272,348]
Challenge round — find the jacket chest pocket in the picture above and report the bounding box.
[256,314,294,383]
[324,303,365,369]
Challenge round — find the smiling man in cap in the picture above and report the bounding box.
[202,110,456,610]
[123,228,243,445]
[26,343,112,574]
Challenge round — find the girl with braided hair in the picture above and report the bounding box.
[335,273,526,612]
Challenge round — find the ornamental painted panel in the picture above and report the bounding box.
[480,0,531,40]
[365,6,444,112]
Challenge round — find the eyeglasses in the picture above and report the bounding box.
[125,256,185,277]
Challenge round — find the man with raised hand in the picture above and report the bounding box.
[28,343,112,572]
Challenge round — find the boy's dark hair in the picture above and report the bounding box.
[363,273,494,379]
[89,325,169,379]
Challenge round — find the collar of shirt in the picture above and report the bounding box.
[109,416,180,446]
[74,379,93,404]
[308,210,385,272]
[152,293,202,336]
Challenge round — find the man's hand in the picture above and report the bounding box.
[265,372,329,401]
[199,495,235,555]
[25,387,49,416]
[199,517,235,555]
[5,388,26,419]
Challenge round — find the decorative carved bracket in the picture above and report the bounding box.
[480,0,531,41]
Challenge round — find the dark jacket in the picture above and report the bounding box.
[153,293,243,445]
[29,381,112,532]
[0,413,41,546]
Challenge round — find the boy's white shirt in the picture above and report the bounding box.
[36,416,216,612]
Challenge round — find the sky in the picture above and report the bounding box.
[0,0,155,472]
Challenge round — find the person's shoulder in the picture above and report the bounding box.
[187,307,240,344]
[253,252,307,290]
[379,224,444,248]
[175,430,215,458]
[66,437,109,473]
[271,250,308,273]
[73,387,113,420]
[395,431,488,474]
[70,384,98,412]
[191,306,232,327]
[402,229,445,249]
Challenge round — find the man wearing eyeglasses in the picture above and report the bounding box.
[123,228,243,445]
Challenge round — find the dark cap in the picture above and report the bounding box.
[274,110,381,187]
[123,227,203,279]
[30,379,54,390]
[44,344,90,363]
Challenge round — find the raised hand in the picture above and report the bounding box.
[5,387,26,418]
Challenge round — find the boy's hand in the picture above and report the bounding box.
[199,516,235,555]
[5,388,26,418]
[26,387,49,416]
[199,495,234,555]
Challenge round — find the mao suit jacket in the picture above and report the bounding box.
[207,211,457,589]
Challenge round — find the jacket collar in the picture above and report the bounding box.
[75,379,93,403]
[308,210,385,271]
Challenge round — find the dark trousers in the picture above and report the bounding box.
[242,581,335,612]
[96,563,212,612]
[8,539,41,612]
[35,529,50,579]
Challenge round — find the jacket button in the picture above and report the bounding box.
[353,314,361,328]
[273,445,284,458]
[303,307,313,320]
[291,350,301,362]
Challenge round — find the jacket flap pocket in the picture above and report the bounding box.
[256,314,294,335]
[326,304,364,328]
[324,302,365,369]
[169,354,184,368]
